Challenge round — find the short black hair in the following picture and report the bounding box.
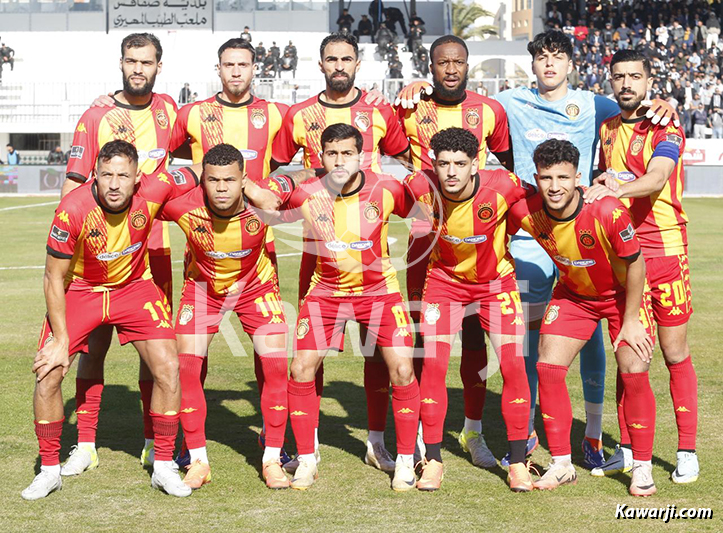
[430,127,479,159]
[320,32,359,59]
[218,38,256,63]
[533,139,579,170]
[320,123,363,153]
[610,49,651,76]
[97,140,138,165]
[121,33,162,62]
[203,143,245,171]
[430,35,468,61]
[527,30,573,59]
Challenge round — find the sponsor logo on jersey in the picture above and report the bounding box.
[121,242,142,256]
[565,102,580,118]
[250,108,267,129]
[148,148,166,160]
[131,210,148,230]
[171,170,186,185]
[666,133,683,146]
[296,318,310,340]
[579,229,596,249]
[554,255,572,266]
[96,251,121,261]
[271,176,291,193]
[544,304,560,325]
[354,111,370,132]
[69,146,84,159]
[325,240,348,252]
[349,240,373,251]
[50,225,69,243]
[204,249,252,260]
[546,132,569,141]
[155,109,169,129]
[477,203,494,222]
[465,109,480,128]
[178,304,194,326]
[424,303,441,325]
[463,235,487,244]
[525,128,547,141]
[630,135,645,156]
[619,223,635,242]
[442,235,462,244]
[240,149,258,161]
[615,170,636,182]
[245,217,261,235]
[228,249,253,259]
[363,201,380,223]
[572,259,596,267]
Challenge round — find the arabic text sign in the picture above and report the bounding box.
[111,0,211,29]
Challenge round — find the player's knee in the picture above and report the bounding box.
[151,354,180,390]
[389,360,415,386]
[290,356,316,382]
[35,368,64,397]
[660,338,689,364]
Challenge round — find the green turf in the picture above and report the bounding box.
[0,197,720,531]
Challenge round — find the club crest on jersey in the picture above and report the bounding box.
[251,108,267,129]
[424,303,441,325]
[354,111,370,132]
[579,229,596,249]
[477,203,494,222]
[131,210,148,230]
[179,305,194,326]
[465,109,480,128]
[544,305,560,325]
[296,318,310,339]
[630,135,645,156]
[155,109,169,129]
[565,103,580,118]
[364,201,380,223]
[245,217,261,236]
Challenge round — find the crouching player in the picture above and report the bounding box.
[23,140,199,500]
[405,127,533,492]
[158,144,293,489]
[279,124,420,491]
[508,139,657,496]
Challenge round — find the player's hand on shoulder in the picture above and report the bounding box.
[614,320,654,364]
[641,99,680,128]
[394,81,433,109]
[33,336,71,382]
[584,181,619,203]
[591,170,620,192]
[246,180,282,217]
[364,88,389,106]
[91,93,116,108]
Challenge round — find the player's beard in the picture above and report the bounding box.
[326,71,355,93]
[123,71,157,97]
[433,71,468,100]
[225,80,250,98]
[616,90,644,112]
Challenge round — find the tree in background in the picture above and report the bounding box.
[451,0,498,40]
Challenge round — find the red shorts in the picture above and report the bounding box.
[540,284,656,346]
[175,278,287,337]
[645,253,693,327]
[406,234,432,322]
[421,270,525,337]
[294,292,413,352]
[37,279,175,355]
[149,254,173,307]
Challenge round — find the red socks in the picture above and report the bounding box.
[314,363,324,429]
[498,343,530,442]
[420,341,451,444]
[364,360,390,432]
[536,362,572,456]
[620,372,656,461]
[258,353,289,448]
[288,379,317,455]
[253,350,265,396]
[35,419,64,466]
[178,353,207,449]
[461,347,487,420]
[139,379,154,440]
[615,369,632,446]
[150,411,179,461]
[392,380,421,455]
[75,378,103,443]
[667,356,697,450]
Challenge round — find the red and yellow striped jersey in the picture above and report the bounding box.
[397,91,510,171]
[46,168,198,290]
[170,94,288,181]
[405,169,530,284]
[281,171,412,297]
[598,114,688,257]
[271,89,410,172]
[508,189,641,298]
[159,175,294,296]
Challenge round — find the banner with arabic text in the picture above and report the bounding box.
[110,0,211,30]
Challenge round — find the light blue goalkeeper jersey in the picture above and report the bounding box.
[495,86,620,186]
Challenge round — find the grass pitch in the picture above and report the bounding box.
[0,196,720,532]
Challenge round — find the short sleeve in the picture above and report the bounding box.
[599,198,640,260]
[651,123,685,163]
[377,103,411,157]
[485,98,510,154]
[144,167,199,204]
[66,109,101,182]
[46,200,81,259]
[263,174,296,204]
[271,106,301,165]
[169,102,193,152]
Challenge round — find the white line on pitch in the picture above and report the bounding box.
[0,201,58,212]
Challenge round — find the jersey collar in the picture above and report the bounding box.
[215,93,254,108]
[543,186,584,222]
[332,170,365,197]
[621,114,647,124]
[318,88,362,109]
[431,90,467,107]
[112,90,154,110]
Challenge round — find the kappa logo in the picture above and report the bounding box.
[612,208,623,222]
[290,411,308,416]
[269,316,284,324]
[76,123,87,133]
[668,307,683,316]
[511,316,524,326]
[88,228,102,239]
[676,406,691,413]
[419,116,434,125]
[628,423,648,429]
[375,387,389,393]
[509,398,528,404]
[544,305,560,325]
[269,405,288,411]
[538,232,550,240]
[397,408,415,414]
[309,123,321,131]
[395,328,411,337]
[181,408,197,414]
[157,320,173,329]
[204,114,218,122]
[193,226,209,234]
[57,211,70,224]
[158,174,170,185]
[542,413,554,420]
[178,304,194,326]
[421,398,438,404]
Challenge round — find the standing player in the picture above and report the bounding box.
[159,144,293,489]
[508,139,657,496]
[272,32,412,472]
[397,35,514,469]
[59,33,179,473]
[586,49,698,483]
[405,128,532,492]
[22,141,198,500]
[278,124,420,491]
